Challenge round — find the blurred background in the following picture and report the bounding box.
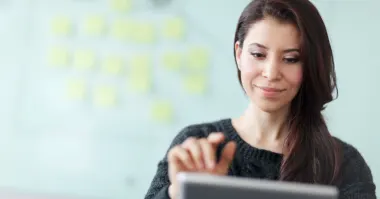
[0,0,378,198]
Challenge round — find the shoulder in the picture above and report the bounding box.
[334,137,371,172]
[168,118,230,148]
[334,137,365,158]
[333,137,376,197]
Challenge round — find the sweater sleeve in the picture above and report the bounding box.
[144,125,208,199]
[338,144,376,199]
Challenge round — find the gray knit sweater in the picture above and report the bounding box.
[144,119,376,199]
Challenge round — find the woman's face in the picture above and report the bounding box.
[235,17,303,113]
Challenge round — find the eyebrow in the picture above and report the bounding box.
[249,42,300,53]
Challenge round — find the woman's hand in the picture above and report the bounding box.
[167,132,236,199]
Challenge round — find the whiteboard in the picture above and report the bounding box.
[0,0,378,198]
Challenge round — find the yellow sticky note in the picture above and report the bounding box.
[133,22,155,43]
[110,0,132,12]
[186,47,210,70]
[103,56,124,75]
[129,54,152,74]
[84,15,106,36]
[128,75,152,93]
[110,19,134,41]
[93,86,117,107]
[51,16,72,36]
[73,49,96,70]
[48,47,70,67]
[151,101,174,123]
[162,17,185,40]
[162,51,182,70]
[183,74,207,94]
[128,54,152,93]
[66,79,86,100]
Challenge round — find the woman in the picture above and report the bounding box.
[144,0,376,198]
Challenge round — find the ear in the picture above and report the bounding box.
[235,41,242,70]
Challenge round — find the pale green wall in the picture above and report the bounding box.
[0,0,377,198]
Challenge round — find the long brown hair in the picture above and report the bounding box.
[233,0,341,185]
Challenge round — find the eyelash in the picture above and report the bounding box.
[250,53,300,64]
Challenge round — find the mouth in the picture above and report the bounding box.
[255,85,286,92]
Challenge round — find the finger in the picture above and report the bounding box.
[182,137,196,147]
[199,138,216,170]
[214,141,236,174]
[168,147,182,184]
[182,139,204,170]
[168,184,177,199]
[168,146,195,170]
[207,132,225,145]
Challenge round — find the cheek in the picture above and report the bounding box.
[240,65,261,88]
[240,57,260,76]
[239,60,260,93]
[285,67,303,88]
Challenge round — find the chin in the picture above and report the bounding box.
[257,105,283,113]
[253,99,290,113]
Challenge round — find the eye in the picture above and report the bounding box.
[284,57,300,64]
[250,52,266,59]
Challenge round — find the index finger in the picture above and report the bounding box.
[214,141,236,175]
[207,132,225,145]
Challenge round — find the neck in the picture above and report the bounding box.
[238,102,290,142]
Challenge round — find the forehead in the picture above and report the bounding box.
[244,17,301,49]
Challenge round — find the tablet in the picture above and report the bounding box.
[177,172,338,199]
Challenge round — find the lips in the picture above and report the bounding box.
[256,86,285,92]
[254,85,285,98]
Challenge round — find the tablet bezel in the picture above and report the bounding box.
[177,172,338,198]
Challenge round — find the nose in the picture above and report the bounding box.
[262,59,281,80]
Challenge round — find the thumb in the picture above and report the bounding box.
[214,141,236,175]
